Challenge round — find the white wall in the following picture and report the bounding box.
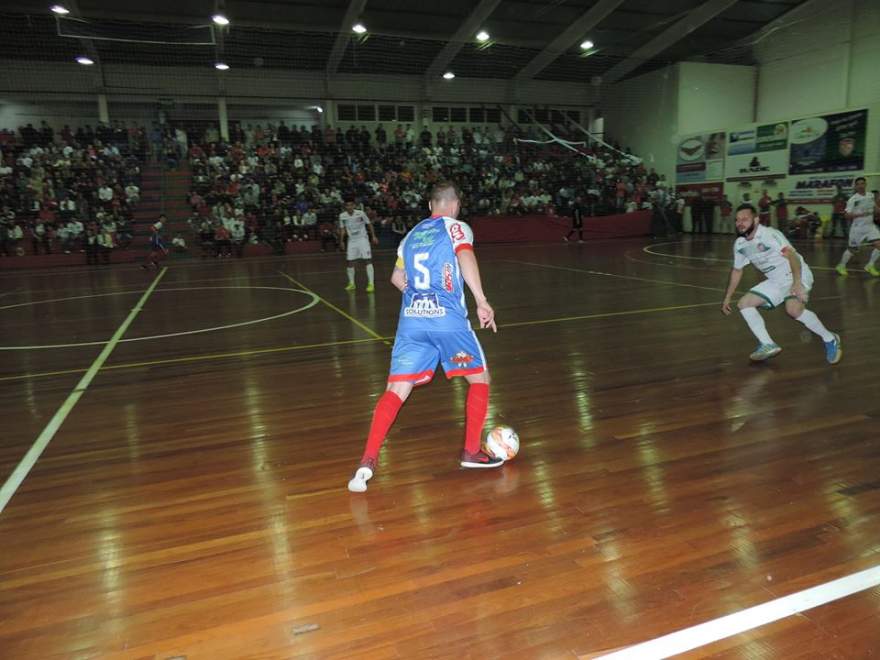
[604,65,679,181]
[677,62,755,134]
[755,0,880,120]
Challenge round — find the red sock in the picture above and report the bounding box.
[465,383,490,454]
[361,391,404,462]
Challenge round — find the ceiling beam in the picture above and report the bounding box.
[326,0,368,76]
[515,0,625,81]
[730,0,827,50]
[64,0,104,91]
[601,0,740,84]
[424,0,502,79]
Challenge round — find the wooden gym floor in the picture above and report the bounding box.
[0,236,878,659]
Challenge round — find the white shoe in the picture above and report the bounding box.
[347,466,373,492]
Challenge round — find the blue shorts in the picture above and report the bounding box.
[389,329,486,385]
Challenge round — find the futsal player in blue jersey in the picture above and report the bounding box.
[142,216,168,270]
[348,182,502,492]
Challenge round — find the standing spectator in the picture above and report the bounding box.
[829,186,849,238]
[758,189,772,226]
[774,193,789,233]
[691,192,706,233]
[84,227,99,265]
[720,194,733,233]
[391,215,407,246]
[97,225,114,264]
[31,220,50,254]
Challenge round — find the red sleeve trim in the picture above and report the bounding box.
[454,244,474,255]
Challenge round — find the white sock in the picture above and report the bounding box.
[366,263,375,285]
[740,307,774,345]
[868,249,880,267]
[839,249,854,267]
[346,266,355,285]
[795,309,834,342]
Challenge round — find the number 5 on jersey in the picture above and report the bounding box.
[413,252,430,289]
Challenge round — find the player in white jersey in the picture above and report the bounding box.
[339,200,378,292]
[722,204,842,364]
[835,176,880,277]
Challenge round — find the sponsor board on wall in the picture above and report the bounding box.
[789,109,867,175]
[676,132,726,183]
[787,173,860,204]
[725,122,789,181]
[675,182,725,203]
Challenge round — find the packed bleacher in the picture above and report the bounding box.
[0,121,149,260]
[1,117,666,262]
[184,120,664,255]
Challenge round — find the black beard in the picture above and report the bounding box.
[736,220,757,238]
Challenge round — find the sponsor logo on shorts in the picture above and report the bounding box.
[451,351,476,367]
[404,293,447,317]
[443,263,454,292]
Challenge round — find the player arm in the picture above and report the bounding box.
[723,267,743,308]
[390,265,406,292]
[457,248,496,332]
[782,247,804,292]
[366,218,377,242]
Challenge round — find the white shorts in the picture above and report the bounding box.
[750,270,813,309]
[848,221,880,249]
[347,238,372,261]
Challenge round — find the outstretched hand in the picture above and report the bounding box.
[477,300,497,332]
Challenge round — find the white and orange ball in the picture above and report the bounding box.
[483,425,519,460]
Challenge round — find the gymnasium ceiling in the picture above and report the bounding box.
[0,0,811,83]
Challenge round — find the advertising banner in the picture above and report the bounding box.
[787,173,860,204]
[788,109,867,175]
[675,182,725,203]
[676,132,726,183]
[725,122,789,181]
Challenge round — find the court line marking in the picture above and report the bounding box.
[593,564,880,659]
[0,267,168,514]
[506,259,727,293]
[278,271,392,346]
[643,241,846,273]
[502,301,722,328]
[0,299,725,383]
[0,337,384,383]
[0,286,320,350]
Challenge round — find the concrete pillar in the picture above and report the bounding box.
[218,97,229,141]
[97,94,109,124]
[323,99,335,127]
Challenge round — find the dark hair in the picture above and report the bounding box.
[854,176,866,184]
[736,203,757,215]
[430,181,461,204]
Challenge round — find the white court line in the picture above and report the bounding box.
[594,564,880,659]
[0,267,168,514]
[0,286,319,350]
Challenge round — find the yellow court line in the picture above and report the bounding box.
[278,271,392,346]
